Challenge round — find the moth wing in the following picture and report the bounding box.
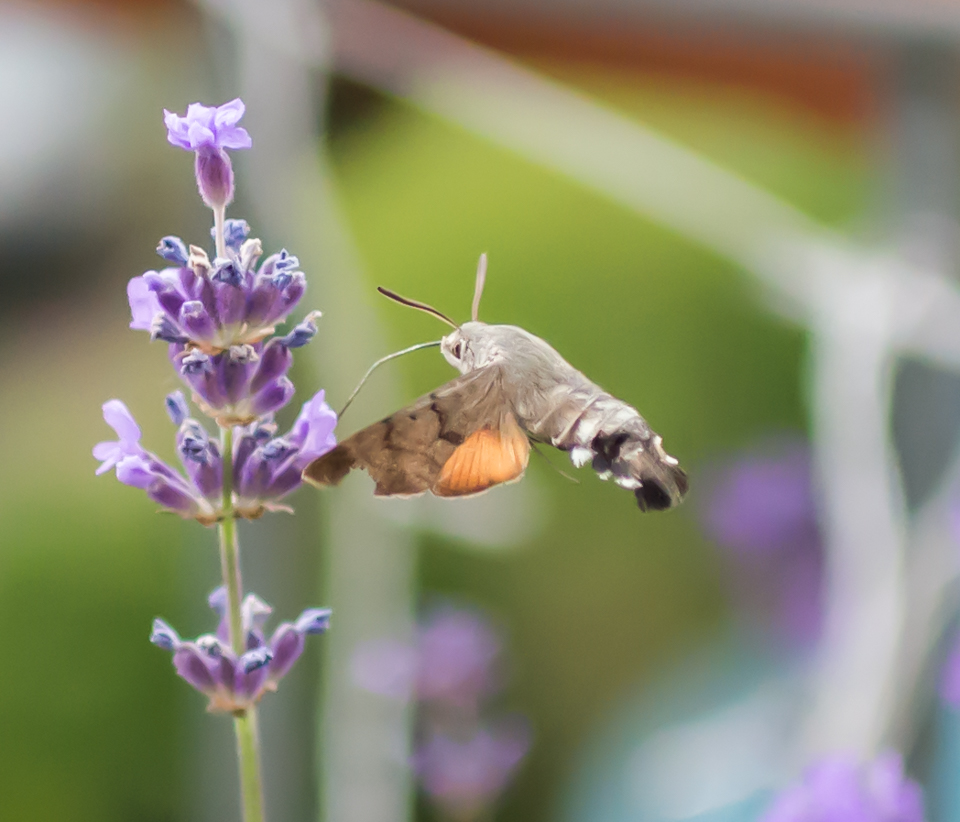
[434,413,529,497]
[302,366,529,498]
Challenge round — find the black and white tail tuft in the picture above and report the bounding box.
[570,431,688,511]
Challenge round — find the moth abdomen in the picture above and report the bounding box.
[531,387,687,510]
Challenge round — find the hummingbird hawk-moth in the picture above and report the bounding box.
[302,256,688,510]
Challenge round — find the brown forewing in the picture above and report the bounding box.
[302,365,528,497]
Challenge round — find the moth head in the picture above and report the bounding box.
[440,322,492,373]
[379,253,493,376]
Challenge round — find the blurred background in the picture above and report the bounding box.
[6,0,960,820]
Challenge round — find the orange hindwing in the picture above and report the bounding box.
[433,414,530,497]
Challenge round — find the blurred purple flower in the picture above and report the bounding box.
[350,605,503,706]
[701,439,819,555]
[350,603,532,820]
[94,391,337,523]
[350,639,419,700]
[415,721,531,820]
[151,586,330,713]
[699,437,824,645]
[761,751,924,822]
[163,99,251,208]
[129,237,309,354]
[417,606,502,706]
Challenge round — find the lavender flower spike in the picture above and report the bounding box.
[151,587,331,713]
[761,751,925,822]
[164,99,251,209]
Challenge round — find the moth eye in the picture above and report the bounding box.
[453,342,462,359]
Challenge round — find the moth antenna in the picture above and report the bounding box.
[338,340,442,419]
[529,441,580,484]
[471,253,487,322]
[377,287,458,329]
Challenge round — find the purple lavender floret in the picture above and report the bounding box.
[92,400,146,474]
[94,391,337,523]
[761,751,925,822]
[215,218,251,253]
[414,721,531,819]
[163,99,251,209]
[163,99,252,152]
[94,399,218,523]
[157,236,189,266]
[151,586,331,713]
[128,237,310,355]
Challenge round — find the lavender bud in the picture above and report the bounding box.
[173,648,218,693]
[279,311,321,349]
[229,344,259,365]
[262,438,296,461]
[196,634,224,657]
[214,219,251,252]
[188,245,211,276]
[242,594,273,635]
[211,259,243,287]
[268,251,300,289]
[249,377,296,418]
[150,619,181,650]
[181,350,213,376]
[208,587,228,619]
[179,300,216,340]
[179,421,210,464]
[157,236,190,266]
[272,272,292,290]
[194,145,235,209]
[241,647,273,674]
[239,237,263,272]
[165,391,190,426]
[296,608,332,635]
[148,480,205,518]
[150,315,188,345]
[251,419,277,443]
[275,250,300,272]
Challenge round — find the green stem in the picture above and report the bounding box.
[235,708,265,822]
[219,426,243,652]
[218,425,266,822]
[214,204,227,260]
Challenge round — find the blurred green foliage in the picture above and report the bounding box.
[0,69,866,821]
